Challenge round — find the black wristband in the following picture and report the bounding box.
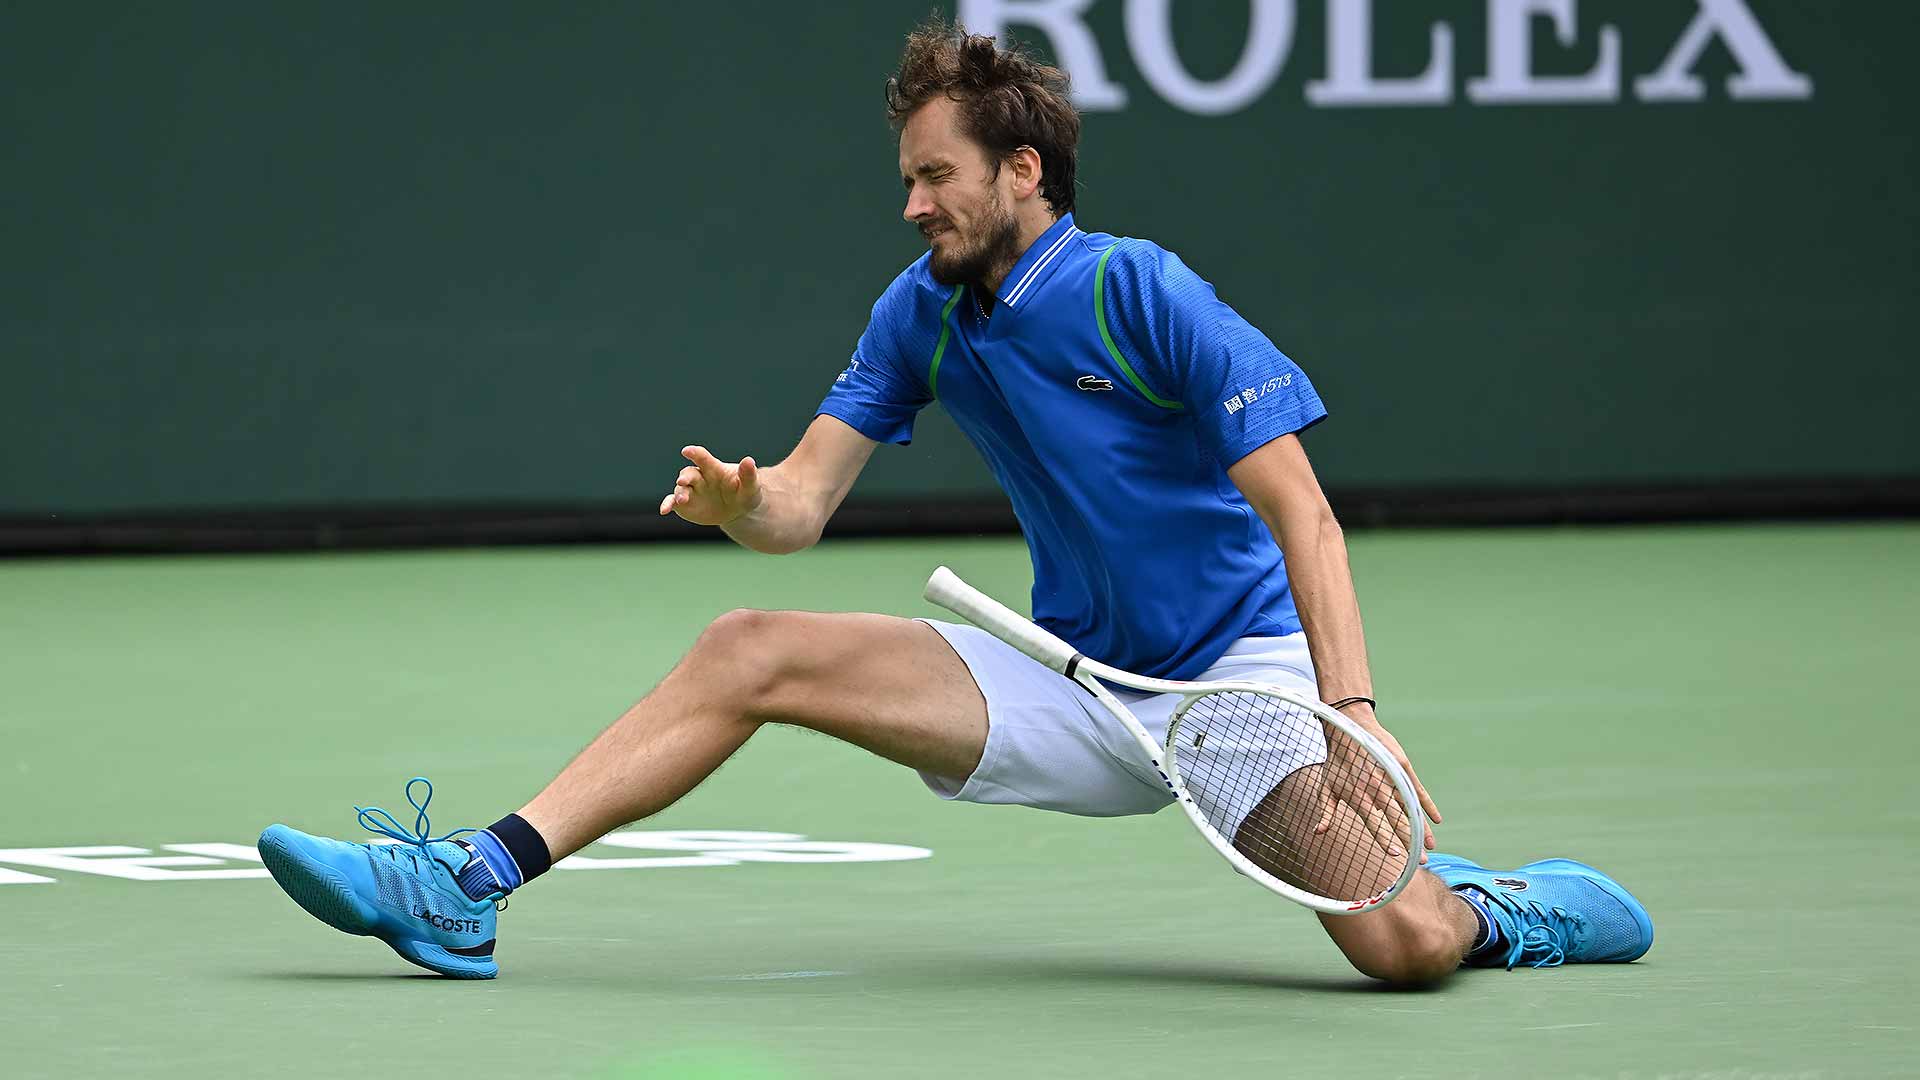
[1327,695,1376,711]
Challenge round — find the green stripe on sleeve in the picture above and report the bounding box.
[1094,244,1183,410]
[926,285,965,396]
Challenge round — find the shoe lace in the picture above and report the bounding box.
[354,777,509,911]
[355,776,474,862]
[1496,897,1587,970]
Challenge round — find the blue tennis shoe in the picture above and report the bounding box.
[258,778,503,979]
[1426,853,1653,969]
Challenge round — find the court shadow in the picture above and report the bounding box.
[227,959,1440,995]
[945,955,1428,995]
[235,970,448,983]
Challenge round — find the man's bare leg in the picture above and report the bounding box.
[1238,771,1478,985]
[520,609,1477,984]
[1317,870,1479,984]
[254,608,981,978]
[508,611,1482,985]
[1296,798,1478,985]
[517,609,986,860]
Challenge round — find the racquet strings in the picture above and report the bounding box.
[1173,690,1408,904]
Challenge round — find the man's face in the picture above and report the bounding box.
[899,96,1022,287]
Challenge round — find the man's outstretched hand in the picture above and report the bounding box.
[660,445,762,526]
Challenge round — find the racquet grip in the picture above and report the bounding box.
[924,566,1080,675]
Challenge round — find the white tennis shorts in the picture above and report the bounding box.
[918,619,1328,822]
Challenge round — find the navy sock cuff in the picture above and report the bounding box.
[1457,886,1503,958]
[486,813,553,883]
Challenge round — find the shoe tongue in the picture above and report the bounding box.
[425,839,475,875]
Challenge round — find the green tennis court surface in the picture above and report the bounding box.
[4,523,1915,1078]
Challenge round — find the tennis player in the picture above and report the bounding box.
[259,20,1652,983]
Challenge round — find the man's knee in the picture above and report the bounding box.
[1339,915,1461,986]
[696,608,784,653]
[687,609,836,720]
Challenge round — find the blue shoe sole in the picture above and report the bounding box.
[391,939,497,980]
[258,825,498,980]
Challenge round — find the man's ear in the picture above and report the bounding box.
[1009,145,1043,200]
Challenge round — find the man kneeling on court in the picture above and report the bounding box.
[257,20,1653,983]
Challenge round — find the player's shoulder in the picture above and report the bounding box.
[1080,229,1209,312]
[858,252,959,369]
[1080,230,1197,282]
[871,251,960,318]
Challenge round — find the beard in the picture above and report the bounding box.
[925,191,1023,287]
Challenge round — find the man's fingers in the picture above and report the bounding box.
[1379,778,1411,840]
[1370,762,1415,840]
[1364,800,1401,858]
[682,444,727,481]
[1374,779,1415,858]
[1314,785,1334,836]
[736,456,758,493]
[1374,757,1436,849]
[1397,754,1440,825]
[658,492,675,516]
[1392,773,1435,849]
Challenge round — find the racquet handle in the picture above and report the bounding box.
[924,566,1080,675]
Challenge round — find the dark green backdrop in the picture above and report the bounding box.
[2,2,1913,518]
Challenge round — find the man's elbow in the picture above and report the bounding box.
[767,509,830,555]
[1318,506,1346,541]
[766,530,822,556]
[1270,497,1344,556]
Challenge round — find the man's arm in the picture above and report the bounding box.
[660,414,879,555]
[1227,433,1441,846]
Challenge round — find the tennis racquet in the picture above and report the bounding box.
[924,566,1424,914]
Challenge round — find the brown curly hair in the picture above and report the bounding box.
[885,17,1080,218]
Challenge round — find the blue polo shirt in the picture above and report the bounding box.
[818,213,1326,680]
